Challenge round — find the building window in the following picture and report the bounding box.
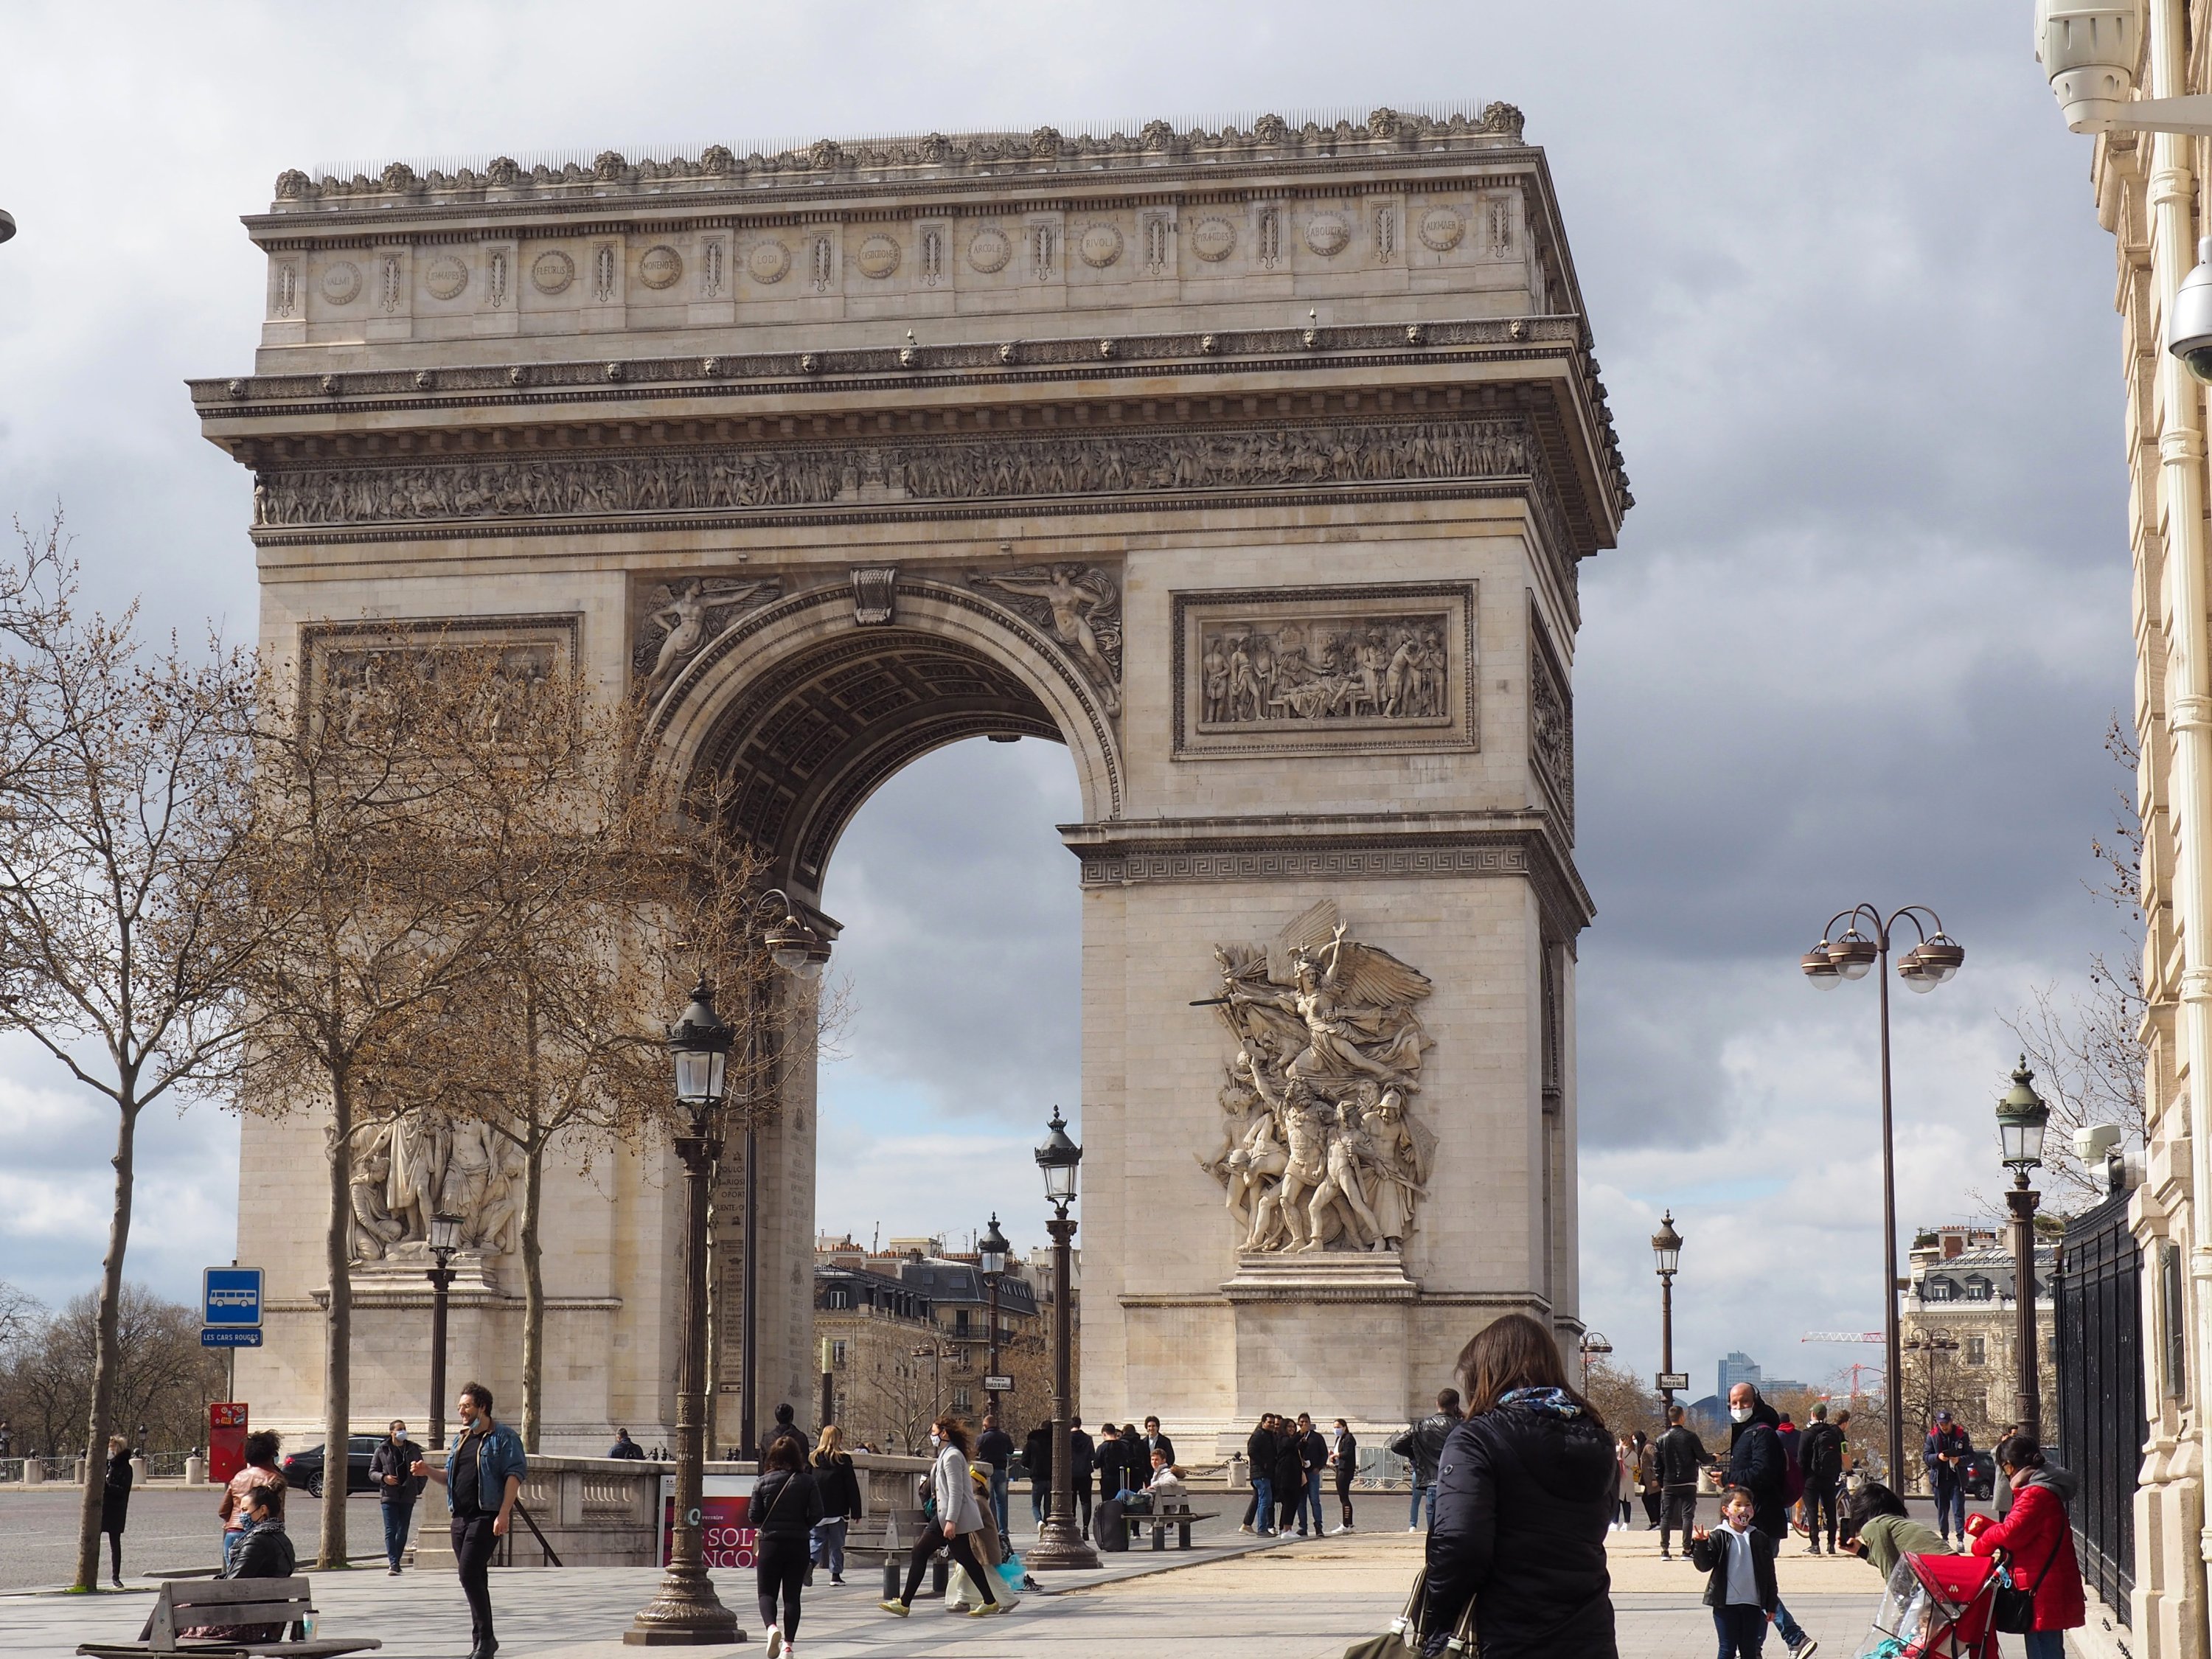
[1964,1336,1986,1367]
[953,1310,972,1336]
[1924,1279,1955,1301]
[830,1340,847,1367]
[953,1388,972,1413]
[1964,1276,1992,1302]
[2166,1241,2190,1400]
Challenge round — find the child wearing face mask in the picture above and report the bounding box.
[1691,1487,1780,1657]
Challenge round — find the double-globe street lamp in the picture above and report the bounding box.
[1577,1332,1613,1395]
[1029,1108,1099,1571]
[1994,1059,2052,1446]
[1801,904,1964,1498]
[1652,1211,1684,1414]
[625,896,827,1647]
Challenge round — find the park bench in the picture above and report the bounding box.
[75,1575,380,1659]
[1120,1500,1218,1551]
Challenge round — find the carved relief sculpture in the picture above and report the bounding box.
[1528,602,1575,837]
[1197,901,1436,1254]
[352,1116,524,1261]
[969,564,1121,713]
[631,575,779,689]
[1200,612,1448,727]
[252,417,1548,538]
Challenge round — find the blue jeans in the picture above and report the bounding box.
[1932,1471,1966,1538]
[380,1500,413,1568]
[220,1528,243,1573]
[1712,1604,1767,1657]
[1032,1479,1048,1525]
[988,1467,1009,1538]
[1252,1476,1275,1531]
[1302,1470,1324,1533]
[808,1517,846,1579]
[1772,1598,1804,1649]
[1410,1482,1437,1528]
[2023,1630,2065,1659]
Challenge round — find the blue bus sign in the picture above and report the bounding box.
[203,1267,263,1329]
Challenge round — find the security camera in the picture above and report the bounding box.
[2173,239,2212,382]
[2037,1,2144,131]
[2074,1123,2123,1164]
[0,209,13,246]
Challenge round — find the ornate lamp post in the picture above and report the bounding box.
[425,1212,462,1452]
[1994,1058,2051,1445]
[1578,1332,1613,1394]
[979,1214,1009,1419]
[1801,902,1964,1492]
[626,981,740,1646]
[1029,1108,1099,1570]
[1652,1211,1683,1413]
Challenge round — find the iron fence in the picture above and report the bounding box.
[2055,1186,2143,1627]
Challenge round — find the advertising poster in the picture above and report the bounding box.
[659,1472,757,1570]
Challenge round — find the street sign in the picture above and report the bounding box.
[983,1375,1013,1393]
[1655,1372,1691,1391]
[202,1267,263,1329]
[201,1329,263,1349]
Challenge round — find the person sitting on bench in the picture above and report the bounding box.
[183,1486,294,1642]
[1124,1449,1186,1516]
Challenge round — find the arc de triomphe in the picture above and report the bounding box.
[196,107,1629,1453]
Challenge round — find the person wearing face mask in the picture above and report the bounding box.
[878,1416,1004,1620]
[368,1419,425,1575]
[1726,1382,1818,1658]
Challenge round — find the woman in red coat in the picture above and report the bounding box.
[1966,1435,2085,1659]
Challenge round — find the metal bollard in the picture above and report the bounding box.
[931,1554,949,1597]
[882,1557,900,1601]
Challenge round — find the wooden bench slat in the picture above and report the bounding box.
[167,1577,313,1607]
[237,1641,382,1657]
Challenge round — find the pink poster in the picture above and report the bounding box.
[658,1474,757,1570]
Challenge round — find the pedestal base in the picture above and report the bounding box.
[1028,1514,1101,1571]
[622,1564,742,1645]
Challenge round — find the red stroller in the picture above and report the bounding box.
[1852,1551,2000,1658]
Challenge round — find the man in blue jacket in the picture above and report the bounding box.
[1923,1409,1972,1543]
[412,1381,526,1659]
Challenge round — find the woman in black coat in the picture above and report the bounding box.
[1272,1419,1307,1536]
[752,1436,824,1656]
[1424,1313,1618,1659]
[100,1435,132,1588]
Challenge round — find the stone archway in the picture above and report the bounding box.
[200,108,1627,1453]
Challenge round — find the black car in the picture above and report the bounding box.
[1961,1450,1996,1502]
[281,1435,383,1498]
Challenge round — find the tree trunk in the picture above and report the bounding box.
[319,1068,353,1568]
[520,1134,544,1455]
[520,992,544,1454]
[72,1099,138,1591]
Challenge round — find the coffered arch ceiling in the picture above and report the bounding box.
[689,626,1065,904]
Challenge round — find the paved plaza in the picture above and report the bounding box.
[0,1514,1935,1659]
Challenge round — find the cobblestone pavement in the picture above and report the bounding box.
[3,1518,2079,1658]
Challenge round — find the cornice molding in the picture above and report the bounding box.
[262,106,1529,220]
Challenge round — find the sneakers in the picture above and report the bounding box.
[829,1575,844,1585]
[1659,1551,1672,1562]
[765,1630,783,1659]
[1790,1638,1820,1658]
[1407,1525,1421,1533]
[878,1600,910,1618]
[1329,1525,1351,1535]
[1237,1523,1254,1535]
[387,1567,401,1576]
[967,1599,1008,1617]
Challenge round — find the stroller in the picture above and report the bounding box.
[1853,1551,2000,1658]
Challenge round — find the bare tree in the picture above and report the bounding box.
[1,1285,225,1458]
[2003,718,2149,1209]
[233,641,548,1568]
[0,518,262,1590]
[1579,1354,1663,1441]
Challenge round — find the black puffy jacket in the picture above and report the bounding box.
[1423,1394,1617,1659]
[1727,1399,1787,1540]
[810,1450,861,1520]
[1656,1425,1708,1491]
[750,1469,824,1542]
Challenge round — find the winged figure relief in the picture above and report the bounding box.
[632,576,779,689]
[1196,901,1436,1256]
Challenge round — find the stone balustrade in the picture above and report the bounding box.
[492,1452,930,1568]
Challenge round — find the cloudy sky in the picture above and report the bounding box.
[0,4,2132,1406]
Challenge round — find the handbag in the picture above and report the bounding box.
[1342,1567,1479,1659]
[1991,1519,2067,1635]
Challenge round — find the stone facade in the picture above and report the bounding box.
[1896,1225,2056,1473]
[2079,13,2212,1655]
[195,108,1627,1458]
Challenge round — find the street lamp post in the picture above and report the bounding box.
[1652,1211,1683,1413]
[625,981,740,1646]
[1578,1332,1613,1395]
[1801,903,1964,1495]
[1994,1058,2051,1446]
[425,1213,462,1453]
[979,1214,1009,1419]
[1029,1108,1099,1571]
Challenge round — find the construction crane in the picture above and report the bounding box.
[1801,1332,1883,1344]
